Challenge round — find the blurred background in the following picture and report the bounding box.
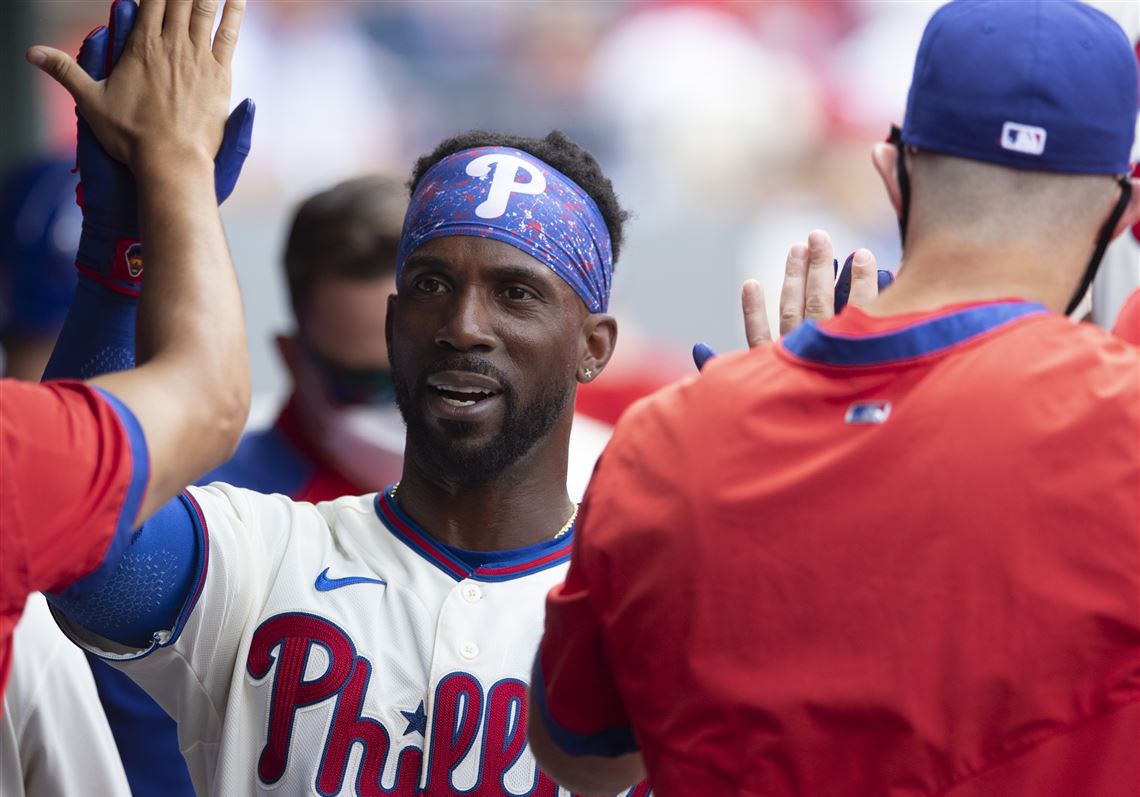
[4,0,1138,415]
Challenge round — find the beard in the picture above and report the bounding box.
[393,353,573,486]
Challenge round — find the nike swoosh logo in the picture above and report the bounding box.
[315,567,387,592]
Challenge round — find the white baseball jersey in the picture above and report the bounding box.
[2,593,131,797]
[55,483,650,797]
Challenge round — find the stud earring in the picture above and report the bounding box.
[583,368,594,380]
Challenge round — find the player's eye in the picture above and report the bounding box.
[501,285,538,302]
[413,277,446,295]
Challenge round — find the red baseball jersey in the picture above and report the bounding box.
[536,301,1140,797]
[0,380,148,699]
[1112,288,1139,345]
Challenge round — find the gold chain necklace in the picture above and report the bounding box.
[389,482,578,539]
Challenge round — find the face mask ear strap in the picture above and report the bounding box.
[889,125,912,248]
[1065,175,1132,316]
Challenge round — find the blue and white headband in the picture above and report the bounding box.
[396,146,613,313]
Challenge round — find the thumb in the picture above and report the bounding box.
[27,46,97,107]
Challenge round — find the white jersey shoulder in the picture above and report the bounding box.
[59,484,646,797]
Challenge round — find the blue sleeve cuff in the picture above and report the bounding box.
[531,652,638,759]
[62,386,151,597]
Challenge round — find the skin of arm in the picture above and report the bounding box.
[526,683,646,797]
[27,0,251,524]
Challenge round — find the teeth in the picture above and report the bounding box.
[442,397,476,407]
[437,385,491,395]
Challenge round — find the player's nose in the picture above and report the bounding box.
[434,288,496,352]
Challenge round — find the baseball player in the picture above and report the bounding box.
[1,0,252,703]
[530,2,1140,796]
[39,6,649,782]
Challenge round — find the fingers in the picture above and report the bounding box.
[77,26,110,81]
[189,0,220,47]
[109,0,138,67]
[692,343,717,372]
[136,0,166,37]
[801,230,835,328]
[846,248,879,309]
[26,47,98,108]
[214,98,255,202]
[163,0,193,37]
[212,0,246,65]
[779,244,809,335]
[742,279,772,348]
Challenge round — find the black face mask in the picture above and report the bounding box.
[888,125,1133,316]
[303,340,395,407]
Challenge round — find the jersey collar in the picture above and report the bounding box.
[780,300,1048,367]
[374,486,574,582]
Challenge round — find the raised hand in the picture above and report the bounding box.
[693,230,893,370]
[67,0,254,296]
[28,0,247,173]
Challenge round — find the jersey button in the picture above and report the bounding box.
[460,641,479,660]
[461,583,483,603]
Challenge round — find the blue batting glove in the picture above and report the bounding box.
[692,343,718,372]
[74,0,255,297]
[833,253,894,314]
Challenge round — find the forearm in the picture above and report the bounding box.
[93,152,249,521]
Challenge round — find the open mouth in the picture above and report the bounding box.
[424,370,505,416]
[432,384,499,408]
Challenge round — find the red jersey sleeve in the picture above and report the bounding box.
[1,379,149,604]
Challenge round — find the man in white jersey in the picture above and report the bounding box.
[46,121,650,795]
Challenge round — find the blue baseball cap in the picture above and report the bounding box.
[902,0,1138,176]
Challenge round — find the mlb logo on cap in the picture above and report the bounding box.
[1000,122,1046,156]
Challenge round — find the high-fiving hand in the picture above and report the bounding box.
[694,230,892,370]
[27,0,246,172]
[744,230,885,347]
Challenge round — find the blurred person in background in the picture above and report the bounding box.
[208,174,410,498]
[0,158,79,381]
[0,156,131,797]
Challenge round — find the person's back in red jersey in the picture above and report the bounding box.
[530,2,1140,795]
[552,302,1138,796]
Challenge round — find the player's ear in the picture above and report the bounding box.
[872,142,904,217]
[1109,176,1140,240]
[578,313,617,384]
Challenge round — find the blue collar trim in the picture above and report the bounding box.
[781,302,1048,367]
[374,486,574,582]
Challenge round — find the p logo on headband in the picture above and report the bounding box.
[466,154,548,219]
[397,146,613,313]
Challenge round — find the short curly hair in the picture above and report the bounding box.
[408,130,630,267]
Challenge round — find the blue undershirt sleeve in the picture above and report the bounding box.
[47,493,202,649]
[41,274,202,647]
[42,277,138,381]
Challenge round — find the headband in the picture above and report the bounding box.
[396,147,613,312]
